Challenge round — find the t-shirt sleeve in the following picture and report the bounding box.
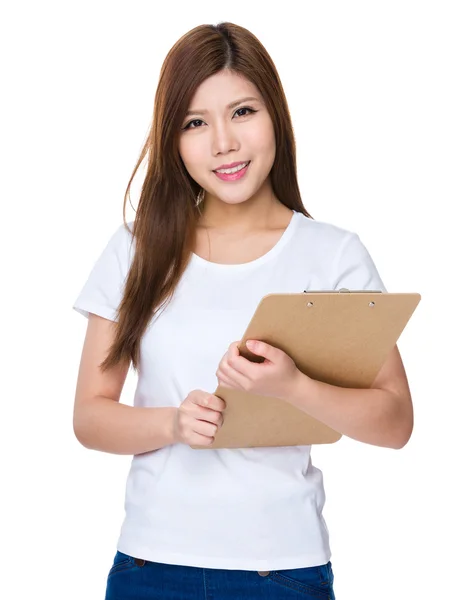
[72,223,133,321]
[332,232,388,292]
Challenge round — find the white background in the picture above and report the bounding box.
[1,1,470,598]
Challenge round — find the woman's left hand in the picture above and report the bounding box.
[215,339,301,401]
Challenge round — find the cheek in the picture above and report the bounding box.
[178,139,203,176]
[246,119,276,158]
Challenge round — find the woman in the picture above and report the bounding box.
[73,21,413,600]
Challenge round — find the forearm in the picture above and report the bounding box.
[74,396,177,455]
[287,372,411,449]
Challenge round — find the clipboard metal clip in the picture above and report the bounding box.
[303,288,384,294]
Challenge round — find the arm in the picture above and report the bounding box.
[74,399,177,455]
[73,313,177,455]
[286,344,414,449]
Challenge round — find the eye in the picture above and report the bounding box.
[182,107,257,131]
[234,107,256,118]
[182,119,205,131]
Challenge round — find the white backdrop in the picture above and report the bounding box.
[1,1,470,598]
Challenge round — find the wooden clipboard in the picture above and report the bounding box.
[191,289,421,450]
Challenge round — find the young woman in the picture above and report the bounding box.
[73,21,413,600]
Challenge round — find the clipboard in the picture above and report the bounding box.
[191,289,421,450]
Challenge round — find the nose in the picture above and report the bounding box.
[211,119,240,156]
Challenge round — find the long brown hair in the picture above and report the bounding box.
[100,21,313,374]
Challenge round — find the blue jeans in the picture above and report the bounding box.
[104,550,336,599]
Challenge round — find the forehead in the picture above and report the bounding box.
[188,71,261,108]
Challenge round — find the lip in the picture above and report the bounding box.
[213,160,250,171]
[213,161,251,182]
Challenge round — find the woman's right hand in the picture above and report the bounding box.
[172,390,226,446]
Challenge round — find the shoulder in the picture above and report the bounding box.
[111,220,135,242]
[294,213,388,291]
[102,220,136,270]
[295,211,358,249]
[110,220,135,249]
[294,212,384,289]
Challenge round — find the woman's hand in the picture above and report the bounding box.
[215,340,301,402]
[173,390,226,446]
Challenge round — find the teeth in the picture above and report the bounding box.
[215,161,249,174]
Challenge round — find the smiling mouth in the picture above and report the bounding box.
[213,161,251,174]
[212,161,251,182]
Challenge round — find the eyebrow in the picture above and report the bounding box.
[185,96,260,117]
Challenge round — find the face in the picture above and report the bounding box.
[178,70,276,207]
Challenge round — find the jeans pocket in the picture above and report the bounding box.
[268,562,334,598]
[107,550,136,578]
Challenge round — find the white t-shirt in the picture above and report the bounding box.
[73,209,387,571]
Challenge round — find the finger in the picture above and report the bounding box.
[217,362,232,379]
[193,392,224,411]
[194,394,226,412]
[246,340,278,363]
[190,432,215,446]
[217,375,234,389]
[226,352,253,379]
[194,419,219,439]
[216,367,234,387]
[221,361,250,389]
[208,394,226,411]
[194,405,224,424]
[228,341,241,358]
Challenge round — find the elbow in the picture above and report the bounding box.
[73,423,89,449]
[387,391,414,450]
[73,410,92,449]
[392,432,412,450]
[392,416,414,450]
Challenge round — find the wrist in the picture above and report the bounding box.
[288,370,324,414]
[162,407,178,446]
[279,368,308,405]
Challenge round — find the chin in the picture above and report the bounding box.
[216,193,255,206]
[202,185,251,204]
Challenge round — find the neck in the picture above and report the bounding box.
[197,182,291,234]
